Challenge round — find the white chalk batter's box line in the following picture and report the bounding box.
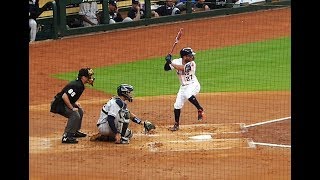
[181,123,242,127]
[146,138,254,152]
[144,122,251,153]
[148,146,248,152]
[135,123,244,137]
[136,131,242,137]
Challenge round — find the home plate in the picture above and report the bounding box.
[188,134,212,141]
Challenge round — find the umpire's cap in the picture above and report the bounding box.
[78,67,94,78]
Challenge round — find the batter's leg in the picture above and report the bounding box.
[174,108,181,126]
[188,95,205,120]
[188,95,203,110]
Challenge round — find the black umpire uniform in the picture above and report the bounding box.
[50,68,94,144]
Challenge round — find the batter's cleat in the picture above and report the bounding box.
[168,124,179,131]
[198,109,205,121]
[62,136,78,144]
[73,130,87,138]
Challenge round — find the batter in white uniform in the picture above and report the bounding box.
[164,47,205,131]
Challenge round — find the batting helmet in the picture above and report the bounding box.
[180,47,196,58]
[117,84,134,102]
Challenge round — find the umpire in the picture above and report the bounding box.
[50,68,95,144]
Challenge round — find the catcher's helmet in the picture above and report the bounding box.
[117,84,134,102]
[180,47,196,58]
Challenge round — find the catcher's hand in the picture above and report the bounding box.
[144,120,156,133]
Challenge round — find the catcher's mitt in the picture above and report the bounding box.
[144,121,156,133]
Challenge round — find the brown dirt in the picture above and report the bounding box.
[29,8,291,179]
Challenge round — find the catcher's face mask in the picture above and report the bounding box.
[125,90,134,102]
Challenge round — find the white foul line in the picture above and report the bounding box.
[243,116,291,129]
[251,142,291,148]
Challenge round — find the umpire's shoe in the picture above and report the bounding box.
[62,133,78,144]
[73,130,87,138]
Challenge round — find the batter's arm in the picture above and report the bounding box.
[171,63,185,71]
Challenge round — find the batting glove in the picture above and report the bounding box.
[165,54,172,64]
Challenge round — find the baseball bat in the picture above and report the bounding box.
[169,28,183,55]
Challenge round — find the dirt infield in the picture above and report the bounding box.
[29,8,291,179]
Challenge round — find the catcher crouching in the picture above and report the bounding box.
[90,84,155,144]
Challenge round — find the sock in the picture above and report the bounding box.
[188,95,203,111]
[174,109,181,125]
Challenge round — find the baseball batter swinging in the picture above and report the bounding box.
[164,47,205,131]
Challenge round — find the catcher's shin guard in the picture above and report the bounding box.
[121,122,128,136]
[120,122,133,139]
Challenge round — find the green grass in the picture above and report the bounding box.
[52,37,291,97]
